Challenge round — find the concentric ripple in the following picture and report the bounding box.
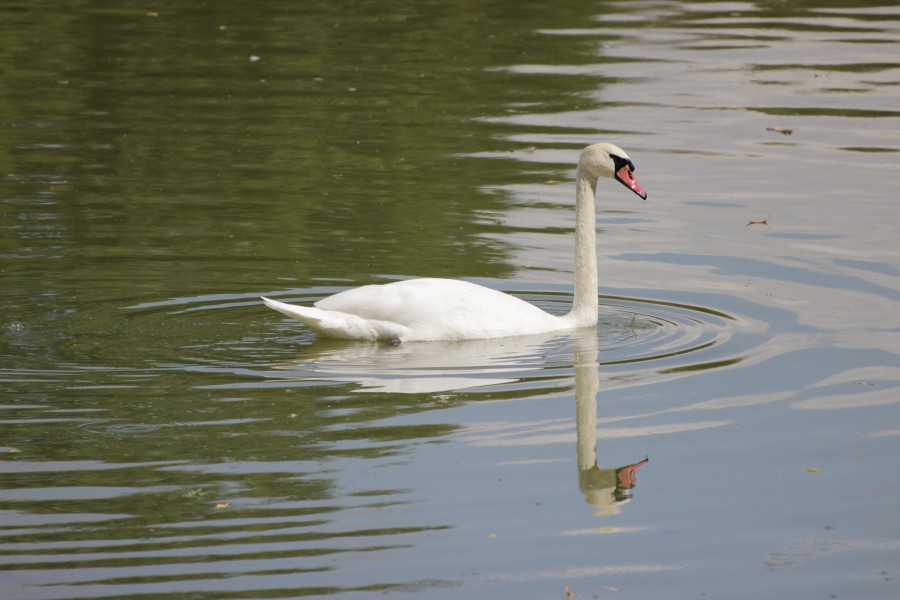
[598,294,740,366]
[119,285,759,395]
[193,285,760,395]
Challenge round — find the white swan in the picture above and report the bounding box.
[262,142,647,343]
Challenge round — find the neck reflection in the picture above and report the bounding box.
[573,328,648,516]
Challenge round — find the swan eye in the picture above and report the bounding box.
[611,154,636,173]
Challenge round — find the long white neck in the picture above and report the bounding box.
[565,165,600,327]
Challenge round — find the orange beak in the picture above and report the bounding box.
[615,164,647,199]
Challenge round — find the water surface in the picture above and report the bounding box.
[2,1,900,599]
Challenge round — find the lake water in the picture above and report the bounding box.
[2,1,899,598]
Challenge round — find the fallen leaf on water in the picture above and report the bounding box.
[766,127,794,135]
[858,381,874,386]
[545,179,559,185]
[745,212,771,228]
[215,502,230,509]
[5,447,22,454]
[146,12,160,17]
[805,467,820,473]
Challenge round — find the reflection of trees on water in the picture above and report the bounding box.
[573,329,647,516]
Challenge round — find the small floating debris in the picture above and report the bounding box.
[745,213,771,228]
[249,55,261,63]
[805,467,820,473]
[215,502,231,509]
[766,127,794,135]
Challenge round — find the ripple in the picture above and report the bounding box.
[598,294,738,366]
[78,422,161,436]
[217,286,756,395]
[121,284,759,395]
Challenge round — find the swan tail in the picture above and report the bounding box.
[261,297,410,341]
[261,297,331,328]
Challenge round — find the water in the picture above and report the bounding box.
[2,1,899,598]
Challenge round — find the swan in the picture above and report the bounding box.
[262,142,647,343]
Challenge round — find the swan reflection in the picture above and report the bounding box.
[271,327,647,516]
[573,329,648,515]
[270,332,568,394]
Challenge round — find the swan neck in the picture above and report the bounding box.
[569,166,599,327]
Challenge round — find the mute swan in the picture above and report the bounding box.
[262,142,647,343]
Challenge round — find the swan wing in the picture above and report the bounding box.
[315,278,561,340]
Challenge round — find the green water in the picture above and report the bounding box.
[3,1,900,599]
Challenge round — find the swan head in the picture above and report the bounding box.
[579,142,647,200]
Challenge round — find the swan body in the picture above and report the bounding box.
[263,142,646,342]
